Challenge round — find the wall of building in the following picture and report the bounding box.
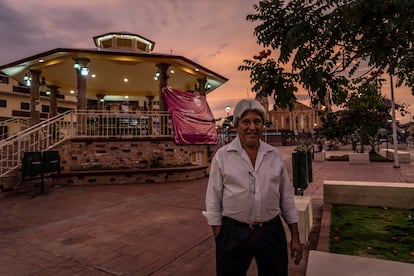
[0,74,76,121]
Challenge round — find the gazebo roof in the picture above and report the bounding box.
[0,33,228,102]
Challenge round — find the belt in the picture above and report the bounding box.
[223,215,280,230]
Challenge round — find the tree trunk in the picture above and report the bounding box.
[359,128,364,153]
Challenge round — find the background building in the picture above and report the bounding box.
[267,101,322,135]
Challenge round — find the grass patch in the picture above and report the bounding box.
[330,205,414,264]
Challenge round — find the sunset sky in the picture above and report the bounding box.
[0,0,412,123]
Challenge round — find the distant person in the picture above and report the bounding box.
[352,139,357,153]
[317,140,323,152]
[203,99,303,275]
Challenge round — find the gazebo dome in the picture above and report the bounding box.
[93,32,155,53]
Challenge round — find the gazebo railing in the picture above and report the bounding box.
[74,110,172,138]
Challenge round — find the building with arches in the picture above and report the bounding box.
[267,102,322,135]
[256,96,322,135]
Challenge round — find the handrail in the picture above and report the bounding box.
[0,110,173,177]
[0,117,31,140]
[0,111,72,143]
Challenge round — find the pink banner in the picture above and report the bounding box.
[162,87,218,144]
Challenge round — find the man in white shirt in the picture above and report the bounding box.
[203,99,302,275]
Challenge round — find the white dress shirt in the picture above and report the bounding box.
[203,136,298,225]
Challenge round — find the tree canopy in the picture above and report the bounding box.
[238,0,414,110]
[319,73,409,152]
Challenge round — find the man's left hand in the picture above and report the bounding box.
[290,236,303,265]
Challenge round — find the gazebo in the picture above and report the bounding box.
[0,32,228,192]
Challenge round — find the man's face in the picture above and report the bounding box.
[236,111,263,148]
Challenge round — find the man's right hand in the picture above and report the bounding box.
[212,225,221,238]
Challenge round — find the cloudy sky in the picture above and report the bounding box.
[0,0,412,122]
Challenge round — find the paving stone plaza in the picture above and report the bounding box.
[1,145,414,275]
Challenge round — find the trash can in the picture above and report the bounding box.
[307,150,313,183]
[22,151,60,193]
[22,152,43,179]
[42,151,60,174]
[292,151,309,195]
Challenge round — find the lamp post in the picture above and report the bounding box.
[225,106,231,143]
[390,73,400,168]
[226,106,231,118]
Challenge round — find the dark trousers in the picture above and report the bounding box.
[215,216,288,276]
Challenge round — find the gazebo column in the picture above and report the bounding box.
[146,96,154,134]
[156,63,170,136]
[146,96,154,112]
[48,85,59,118]
[46,85,59,140]
[30,69,41,126]
[96,94,105,110]
[197,78,207,96]
[73,57,90,136]
[73,57,90,110]
[156,62,170,112]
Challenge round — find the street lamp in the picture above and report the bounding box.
[225,106,231,118]
[73,57,90,77]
